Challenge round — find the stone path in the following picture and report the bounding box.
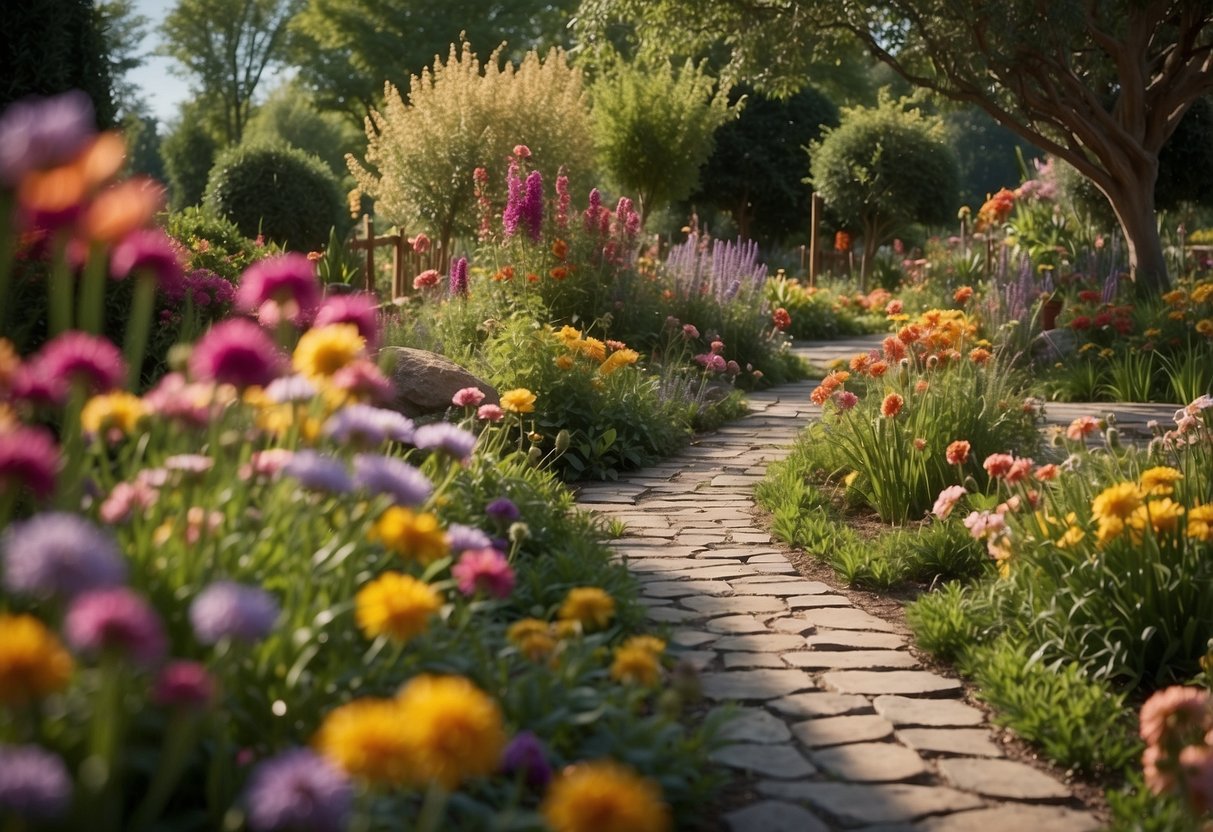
[575,368,1103,831]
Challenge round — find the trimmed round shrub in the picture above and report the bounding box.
[203,143,345,252]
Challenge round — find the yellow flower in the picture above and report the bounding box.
[293,323,365,380]
[555,325,582,344]
[517,631,557,662]
[610,643,663,686]
[1128,498,1184,537]
[1057,524,1086,548]
[1079,342,1096,353]
[1099,347,1114,358]
[552,619,581,640]
[1139,466,1183,496]
[371,508,449,564]
[599,349,640,376]
[1091,482,1145,523]
[1192,283,1213,304]
[507,618,549,643]
[541,760,672,832]
[1187,504,1213,542]
[1097,516,1125,546]
[355,572,441,642]
[558,587,615,631]
[315,698,415,785]
[1197,318,1213,336]
[500,388,537,414]
[1163,289,1188,306]
[1143,328,1162,338]
[395,675,506,789]
[555,355,575,370]
[621,635,666,655]
[0,614,74,706]
[81,391,146,439]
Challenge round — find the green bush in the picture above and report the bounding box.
[204,142,345,251]
[906,581,986,663]
[164,206,272,282]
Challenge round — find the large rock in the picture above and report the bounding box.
[383,347,499,417]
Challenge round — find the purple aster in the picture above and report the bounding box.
[0,424,59,500]
[500,731,551,790]
[244,749,353,832]
[449,256,468,297]
[412,422,476,461]
[281,451,352,494]
[236,254,322,326]
[521,170,544,241]
[485,497,520,523]
[0,91,94,185]
[189,319,286,389]
[190,581,280,645]
[451,547,515,599]
[1,511,126,599]
[313,293,380,349]
[0,744,73,819]
[264,374,318,404]
[352,454,432,506]
[30,331,125,403]
[324,405,414,447]
[65,587,166,666]
[445,523,492,554]
[110,228,185,292]
[152,660,216,710]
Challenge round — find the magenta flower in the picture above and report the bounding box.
[0,744,73,820]
[449,256,468,297]
[521,170,544,241]
[555,171,570,229]
[0,425,58,500]
[0,91,94,185]
[502,159,524,238]
[66,587,167,666]
[29,332,125,403]
[236,254,322,326]
[190,581,280,645]
[682,324,700,340]
[110,228,185,291]
[583,188,602,231]
[835,391,859,412]
[329,359,395,404]
[451,387,486,407]
[313,293,380,348]
[189,319,285,389]
[244,749,353,832]
[152,661,216,710]
[2,512,126,598]
[452,547,515,598]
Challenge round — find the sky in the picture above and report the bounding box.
[126,0,191,123]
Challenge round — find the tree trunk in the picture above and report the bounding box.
[1105,179,1171,297]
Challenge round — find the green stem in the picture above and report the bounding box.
[123,274,156,390]
[47,232,72,336]
[415,782,449,832]
[129,712,202,832]
[56,383,88,511]
[78,243,109,335]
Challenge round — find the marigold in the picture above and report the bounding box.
[849,353,871,373]
[81,391,146,440]
[541,760,672,832]
[599,349,639,376]
[395,674,506,789]
[880,393,904,418]
[574,338,606,362]
[610,645,662,686]
[314,698,414,786]
[969,347,992,365]
[0,614,74,705]
[370,507,448,564]
[954,286,974,303]
[1197,318,1213,336]
[555,355,575,371]
[1140,466,1183,496]
[355,572,441,642]
[293,323,365,380]
[882,336,907,362]
[1128,498,1185,537]
[1092,482,1145,523]
[868,360,889,378]
[558,587,615,631]
[1189,504,1213,542]
[500,388,537,414]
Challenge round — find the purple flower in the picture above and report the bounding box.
[449,256,468,297]
[110,228,185,291]
[0,744,73,819]
[265,374,318,403]
[189,319,285,389]
[0,91,94,185]
[584,188,602,231]
[502,159,524,238]
[190,581,280,645]
[485,497,520,523]
[66,587,166,665]
[236,254,322,326]
[324,405,414,447]
[445,523,492,553]
[500,731,551,790]
[521,170,544,241]
[244,749,353,832]
[412,422,476,461]
[352,454,432,506]
[153,660,216,709]
[1,512,126,598]
[29,331,125,403]
[282,451,352,494]
[555,172,570,228]
[0,425,58,500]
[313,293,380,349]
[451,547,515,598]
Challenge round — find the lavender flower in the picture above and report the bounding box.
[445,523,492,553]
[0,91,94,185]
[485,497,520,523]
[0,744,72,819]
[190,581,280,645]
[65,587,166,665]
[449,256,468,297]
[352,454,432,506]
[265,374,318,404]
[664,233,768,303]
[282,451,352,494]
[244,749,353,832]
[500,731,551,790]
[412,422,476,461]
[324,405,414,447]
[1,512,126,598]
[521,170,544,241]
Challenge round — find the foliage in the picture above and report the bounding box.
[905,581,987,663]
[164,206,275,282]
[1106,773,1203,832]
[96,0,150,118]
[204,142,346,251]
[591,54,739,222]
[161,105,220,210]
[241,81,364,179]
[121,113,165,183]
[765,276,882,340]
[943,107,1042,211]
[808,95,959,278]
[349,41,593,253]
[159,0,299,144]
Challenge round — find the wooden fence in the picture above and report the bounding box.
[347,215,447,298]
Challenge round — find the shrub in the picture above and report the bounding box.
[241,81,362,180]
[906,581,986,663]
[161,106,218,210]
[204,142,345,251]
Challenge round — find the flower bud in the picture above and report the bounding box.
[508,522,530,543]
[554,429,570,455]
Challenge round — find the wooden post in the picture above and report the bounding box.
[809,192,822,287]
[361,215,375,294]
[391,234,406,299]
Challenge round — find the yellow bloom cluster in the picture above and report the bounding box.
[541,759,672,832]
[371,507,449,564]
[551,326,640,376]
[558,586,616,631]
[0,614,74,705]
[1088,468,1209,546]
[610,635,666,686]
[81,391,146,440]
[355,572,441,641]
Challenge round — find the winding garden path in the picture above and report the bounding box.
[570,337,1169,832]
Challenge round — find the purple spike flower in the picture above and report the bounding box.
[449,256,468,297]
[502,159,524,238]
[521,170,544,241]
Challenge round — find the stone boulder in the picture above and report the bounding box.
[382,347,499,418]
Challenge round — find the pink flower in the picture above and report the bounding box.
[932,485,967,520]
[142,373,226,427]
[451,547,515,598]
[477,404,504,422]
[513,144,531,158]
[1066,415,1101,441]
[313,293,380,349]
[835,391,859,412]
[410,233,430,254]
[153,660,215,710]
[982,453,1015,479]
[963,510,1006,540]
[682,324,700,340]
[413,269,440,289]
[236,254,321,326]
[66,587,166,666]
[1005,457,1034,484]
[945,440,971,466]
[239,449,295,480]
[28,332,125,403]
[1178,744,1213,813]
[452,387,486,407]
[189,319,285,389]
[1034,464,1060,481]
[329,359,395,405]
[98,479,158,524]
[0,425,59,500]
[1139,686,1211,747]
[885,299,903,315]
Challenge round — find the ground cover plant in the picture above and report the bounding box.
[0,91,728,832]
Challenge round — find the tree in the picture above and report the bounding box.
[576,1,1213,296]
[241,81,362,178]
[692,85,838,245]
[808,96,959,281]
[289,0,579,124]
[96,0,150,119]
[943,108,1042,211]
[159,0,300,145]
[591,56,738,223]
[162,103,221,209]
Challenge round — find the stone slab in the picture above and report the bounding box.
[783,650,919,670]
[769,617,817,634]
[896,728,1004,757]
[769,692,872,718]
[715,707,794,744]
[730,581,833,597]
[806,630,907,650]
[682,595,787,615]
[641,580,734,598]
[724,800,830,832]
[670,649,715,671]
[823,670,963,697]
[917,805,1100,832]
[792,714,895,748]
[713,633,808,653]
[704,615,771,634]
[810,742,927,782]
[645,606,700,624]
[701,669,818,700]
[724,652,787,669]
[873,696,985,727]
[936,758,1071,800]
[788,595,854,609]
[710,744,816,779]
[755,781,985,826]
[800,608,903,632]
[670,630,718,648]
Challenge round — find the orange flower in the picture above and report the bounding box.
[945,440,971,466]
[550,266,568,280]
[492,266,515,282]
[834,230,852,252]
[810,385,832,406]
[82,177,166,243]
[880,393,904,418]
[868,360,889,378]
[954,286,974,303]
[897,324,921,344]
[551,239,568,259]
[849,353,871,373]
[527,273,539,283]
[969,347,992,365]
[914,379,929,394]
[882,336,907,362]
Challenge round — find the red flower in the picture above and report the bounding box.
[880,393,904,418]
[772,307,792,330]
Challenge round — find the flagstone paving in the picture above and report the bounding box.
[574,367,1103,831]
